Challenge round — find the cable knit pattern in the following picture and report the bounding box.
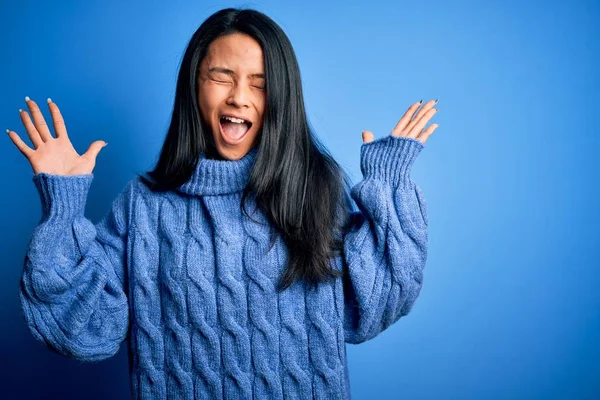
[19,135,428,399]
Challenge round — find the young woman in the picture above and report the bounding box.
[8,7,438,400]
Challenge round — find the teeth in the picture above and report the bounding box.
[222,116,247,124]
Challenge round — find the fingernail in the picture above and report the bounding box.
[434,99,439,104]
[18,109,22,113]
[419,99,423,104]
[25,96,30,102]
[47,98,52,104]
[103,142,108,147]
[6,129,10,134]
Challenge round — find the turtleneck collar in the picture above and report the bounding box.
[176,147,259,196]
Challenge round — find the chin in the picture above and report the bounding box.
[216,149,244,160]
[213,126,260,161]
[213,142,253,161]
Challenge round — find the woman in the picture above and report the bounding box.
[8,7,438,399]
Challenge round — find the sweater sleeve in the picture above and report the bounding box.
[342,135,428,344]
[19,173,136,362]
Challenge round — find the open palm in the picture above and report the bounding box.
[6,97,107,176]
[362,98,439,144]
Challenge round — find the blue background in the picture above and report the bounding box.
[1,0,598,399]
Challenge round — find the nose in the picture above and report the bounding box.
[226,81,251,108]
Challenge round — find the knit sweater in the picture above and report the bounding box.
[19,134,429,400]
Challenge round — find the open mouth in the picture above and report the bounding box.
[219,116,252,144]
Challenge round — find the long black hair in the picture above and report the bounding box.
[138,7,356,292]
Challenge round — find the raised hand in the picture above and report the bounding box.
[362,99,439,144]
[6,97,108,176]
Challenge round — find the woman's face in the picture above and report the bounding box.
[197,33,266,160]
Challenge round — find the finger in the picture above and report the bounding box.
[82,140,108,163]
[418,123,439,145]
[25,97,53,142]
[391,100,423,137]
[407,107,438,139]
[19,109,44,149]
[6,129,35,159]
[404,99,438,137]
[362,130,375,143]
[47,98,68,140]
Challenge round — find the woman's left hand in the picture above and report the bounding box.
[362,99,439,144]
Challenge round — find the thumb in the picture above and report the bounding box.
[362,130,375,144]
[84,140,108,161]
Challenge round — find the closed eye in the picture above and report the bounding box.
[210,76,264,90]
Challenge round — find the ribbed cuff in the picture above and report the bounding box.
[360,135,424,188]
[32,173,93,221]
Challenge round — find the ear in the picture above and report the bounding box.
[362,130,375,144]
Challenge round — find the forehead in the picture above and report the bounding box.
[204,33,264,71]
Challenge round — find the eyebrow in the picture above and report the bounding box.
[208,66,265,79]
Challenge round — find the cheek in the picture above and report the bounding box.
[198,88,216,123]
[256,96,267,120]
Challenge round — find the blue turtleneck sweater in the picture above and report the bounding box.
[19,135,429,400]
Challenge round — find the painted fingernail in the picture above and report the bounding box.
[419,99,423,104]
[434,99,439,104]
[47,98,52,103]
[6,129,10,134]
[18,109,22,113]
[25,96,30,102]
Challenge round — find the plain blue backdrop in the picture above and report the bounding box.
[1,0,598,399]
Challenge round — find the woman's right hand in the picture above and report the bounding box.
[6,97,108,176]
